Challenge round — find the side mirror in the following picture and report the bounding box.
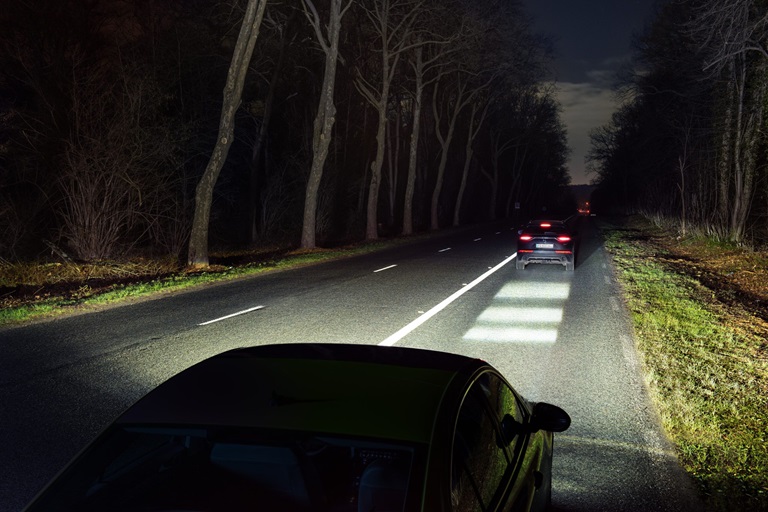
[500,414,525,445]
[529,402,571,433]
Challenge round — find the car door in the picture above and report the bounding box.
[484,374,543,511]
[449,371,534,512]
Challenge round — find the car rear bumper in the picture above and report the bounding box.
[517,250,574,266]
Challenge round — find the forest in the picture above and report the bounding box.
[0,0,572,267]
[588,0,768,248]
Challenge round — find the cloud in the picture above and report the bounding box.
[556,79,621,185]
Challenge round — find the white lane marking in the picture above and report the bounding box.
[438,247,452,253]
[198,306,265,326]
[379,253,518,346]
[474,238,482,242]
[374,264,397,273]
[496,231,501,235]
[604,275,611,285]
[609,296,620,312]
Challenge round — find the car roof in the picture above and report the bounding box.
[117,343,486,444]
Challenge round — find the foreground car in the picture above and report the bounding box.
[516,220,576,271]
[25,343,570,512]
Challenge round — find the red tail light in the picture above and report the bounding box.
[519,235,533,241]
[557,235,571,243]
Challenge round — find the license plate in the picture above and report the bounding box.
[536,243,554,249]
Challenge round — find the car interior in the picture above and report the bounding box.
[30,426,416,512]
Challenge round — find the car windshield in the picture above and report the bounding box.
[28,425,422,512]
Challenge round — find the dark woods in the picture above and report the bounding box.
[587,0,768,247]
[0,0,570,264]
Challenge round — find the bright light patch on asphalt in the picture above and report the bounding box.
[477,306,563,324]
[463,279,571,344]
[495,281,570,300]
[463,326,558,343]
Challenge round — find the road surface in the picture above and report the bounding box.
[0,217,702,511]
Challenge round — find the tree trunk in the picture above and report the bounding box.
[453,103,478,227]
[402,45,424,236]
[366,99,389,239]
[430,80,463,230]
[729,56,765,241]
[454,100,490,226]
[187,0,268,268]
[300,0,349,249]
[249,14,294,244]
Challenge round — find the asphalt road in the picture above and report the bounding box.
[0,217,703,511]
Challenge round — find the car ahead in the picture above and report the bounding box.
[516,220,576,271]
[24,343,570,512]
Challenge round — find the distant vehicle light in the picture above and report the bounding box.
[556,236,571,243]
[540,223,551,228]
[519,235,533,241]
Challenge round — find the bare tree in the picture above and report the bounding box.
[56,49,185,261]
[355,0,425,240]
[300,0,353,249]
[686,0,768,241]
[248,8,299,244]
[402,9,462,235]
[187,0,268,267]
[429,71,493,230]
[453,97,490,226]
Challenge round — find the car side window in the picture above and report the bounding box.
[450,373,513,511]
[485,373,527,454]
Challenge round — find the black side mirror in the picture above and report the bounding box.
[500,414,525,445]
[529,402,571,433]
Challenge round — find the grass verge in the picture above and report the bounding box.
[0,240,401,327]
[600,217,768,511]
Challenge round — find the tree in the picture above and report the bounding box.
[300,0,353,249]
[453,97,490,226]
[429,72,482,229]
[587,0,768,244]
[354,0,425,240]
[401,1,462,235]
[187,0,268,268]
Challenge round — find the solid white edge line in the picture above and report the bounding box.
[198,305,265,326]
[374,264,397,273]
[379,252,518,347]
[438,248,451,253]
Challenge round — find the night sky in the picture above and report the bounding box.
[523,0,657,185]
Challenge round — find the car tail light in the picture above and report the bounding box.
[540,222,551,228]
[519,235,533,241]
[557,235,571,243]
